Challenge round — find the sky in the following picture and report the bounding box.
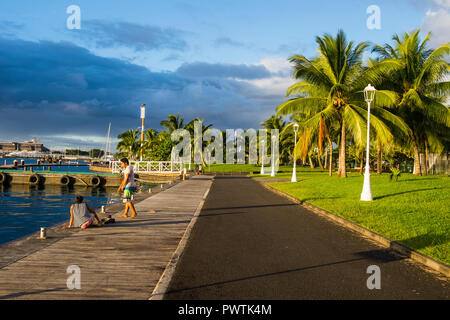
[0,0,448,151]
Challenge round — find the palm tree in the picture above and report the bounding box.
[117,129,140,160]
[160,113,184,133]
[277,30,403,177]
[184,118,213,167]
[260,115,286,130]
[372,30,450,175]
[142,128,157,159]
[261,115,291,164]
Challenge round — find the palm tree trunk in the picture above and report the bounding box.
[412,133,421,176]
[424,140,428,176]
[360,150,364,176]
[328,140,333,177]
[338,119,347,178]
[308,153,314,168]
[324,148,328,169]
[377,141,382,175]
[318,153,324,169]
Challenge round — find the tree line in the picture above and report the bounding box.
[116,29,449,177]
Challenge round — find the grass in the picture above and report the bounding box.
[252,172,450,265]
[188,163,325,173]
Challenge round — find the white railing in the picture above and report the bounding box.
[110,161,183,174]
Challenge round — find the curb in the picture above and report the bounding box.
[149,177,213,300]
[259,181,450,279]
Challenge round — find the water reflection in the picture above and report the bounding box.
[0,184,120,245]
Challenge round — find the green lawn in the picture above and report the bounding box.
[254,172,450,265]
[189,163,325,173]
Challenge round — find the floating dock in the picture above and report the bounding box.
[0,170,121,187]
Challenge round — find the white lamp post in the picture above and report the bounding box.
[360,84,376,201]
[140,104,146,161]
[271,134,276,177]
[260,154,265,175]
[260,134,265,174]
[291,123,299,182]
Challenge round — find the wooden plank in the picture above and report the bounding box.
[0,176,212,300]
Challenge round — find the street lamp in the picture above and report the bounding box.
[140,104,146,161]
[291,123,299,182]
[271,134,276,177]
[260,134,265,175]
[360,84,376,201]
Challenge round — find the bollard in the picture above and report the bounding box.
[39,227,47,239]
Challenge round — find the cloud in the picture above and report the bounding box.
[214,37,247,48]
[235,57,296,96]
[421,1,450,48]
[76,20,188,51]
[176,62,273,80]
[0,20,24,38]
[0,37,287,149]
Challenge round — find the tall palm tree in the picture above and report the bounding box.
[372,30,450,175]
[277,30,403,177]
[117,129,140,160]
[160,113,184,133]
[142,128,157,159]
[184,118,213,166]
[260,115,286,130]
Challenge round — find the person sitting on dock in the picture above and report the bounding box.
[64,195,102,229]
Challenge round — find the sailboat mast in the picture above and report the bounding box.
[104,122,111,160]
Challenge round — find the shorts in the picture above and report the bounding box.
[123,187,135,202]
[81,216,94,229]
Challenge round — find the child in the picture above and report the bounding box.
[63,195,102,229]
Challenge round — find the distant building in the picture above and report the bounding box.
[0,138,50,153]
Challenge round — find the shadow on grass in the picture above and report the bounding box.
[397,233,450,251]
[396,177,440,182]
[373,187,445,200]
[301,196,341,202]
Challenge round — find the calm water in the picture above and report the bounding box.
[1,158,91,173]
[0,158,120,245]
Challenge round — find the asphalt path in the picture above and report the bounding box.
[164,176,449,299]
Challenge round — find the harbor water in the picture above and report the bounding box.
[0,158,121,245]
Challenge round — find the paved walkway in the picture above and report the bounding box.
[164,176,449,299]
[0,176,212,299]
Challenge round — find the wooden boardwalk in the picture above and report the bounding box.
[0,176,212,300]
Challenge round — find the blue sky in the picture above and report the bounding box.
[0,0,448,150]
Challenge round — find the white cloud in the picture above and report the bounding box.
[236,56,296,96]
[434,0,450,9]
[422,1,450,48]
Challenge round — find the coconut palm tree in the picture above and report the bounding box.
[117,129,140,160]
[142,128,157,159]
[160,113,185,133]
[260,115,286,130]
[277,30,404,177]
[184,118,213,167]
[372,30,450,175]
